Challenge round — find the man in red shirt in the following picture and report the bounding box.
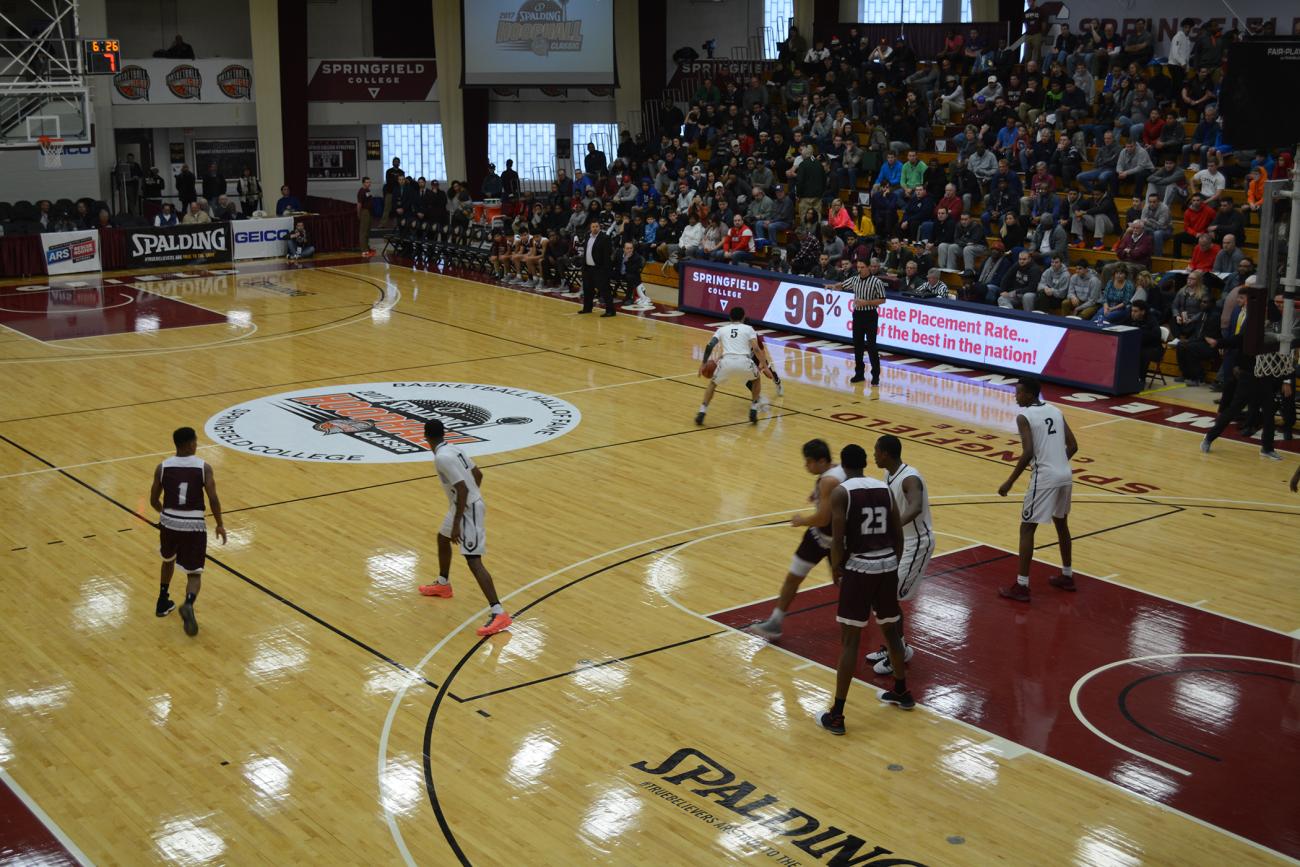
[356,176,374,257]
[716,213,755,265]
[1172,194,1215,257]
[1187,232,1220,273]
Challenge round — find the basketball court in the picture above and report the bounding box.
[1,252,1298,866]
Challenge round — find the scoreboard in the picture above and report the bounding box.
[82,39,121,75]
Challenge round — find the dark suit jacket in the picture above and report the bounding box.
[612,250,644,286]
[582,232,613,270]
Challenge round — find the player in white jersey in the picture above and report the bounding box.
[747,440,847,640]
[695,305,767,426]
[862,434,932,673]
[997,377,1079,602]
[417,420,512,636]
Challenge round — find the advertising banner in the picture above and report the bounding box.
[41,229,102,276]
[306,59,437,101]
[233,217,293,260]
[111,58,253,104]
[193,139,259,184]
[307,138,359,180]
[125,223,232,268]
[36,143,97,171]
[1046,2,1300,54]
[678,261,1140,394]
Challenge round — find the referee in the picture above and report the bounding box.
[828,258,888,384]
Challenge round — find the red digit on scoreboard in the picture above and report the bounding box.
[103,52,116,72]
[784,286,804,326]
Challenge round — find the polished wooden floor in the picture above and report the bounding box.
[1,258,1297,866]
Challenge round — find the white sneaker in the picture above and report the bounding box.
[865,643,914,664]
[1261,450,1282,461]
[745,620,783,641]
[775,380,785,397]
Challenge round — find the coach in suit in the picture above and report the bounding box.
[580,220,615,316]
[611,241,645,304]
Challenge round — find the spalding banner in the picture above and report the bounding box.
[233,217,293,261]
[125,223,233,267]
[41,229,102,276]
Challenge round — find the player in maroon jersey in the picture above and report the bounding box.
[820,443,911,735]
[149,427,226,636]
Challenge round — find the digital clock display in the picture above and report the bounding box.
[82,39,121,75]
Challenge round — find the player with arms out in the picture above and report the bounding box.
[865,434,933,674]
[696,306,767,425]
[150,426,226,636]
[997,377,1078,602]
[417,420,513,636]
[820,444,912,736]
[747,439,846,640]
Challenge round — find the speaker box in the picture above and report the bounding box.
[1221,38,1300,150]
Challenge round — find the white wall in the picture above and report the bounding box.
[307,0,374,57]
[106,0,252,57]
[0,149,101,202]
[664,0,766,77]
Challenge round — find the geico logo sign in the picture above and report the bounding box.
[236,229,290,243]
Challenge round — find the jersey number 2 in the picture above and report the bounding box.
[1045,417,1057,435]
[860,506,888,533]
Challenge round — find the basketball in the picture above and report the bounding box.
[700,359,717,378]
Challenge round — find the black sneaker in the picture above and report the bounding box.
[695,411,705,426]
[179,602,198,637]
[879,689,915,710]
[818,711,846,735]
[156,597,175,617]
[849,374,866,383]
[749,408,758,424]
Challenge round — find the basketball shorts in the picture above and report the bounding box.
[1022,481,1072,524]
[789,527,831,577]
[713,354,758,385]
[440,500,487,556]
[836,556,902,627]
[896,534,935,601]
[159,527,207,574]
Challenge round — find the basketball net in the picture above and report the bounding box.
[37,135,64,169]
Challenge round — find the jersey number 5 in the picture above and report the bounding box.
[860,506,888,533]
[729,328,739,338]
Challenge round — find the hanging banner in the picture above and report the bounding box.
[233,217,293,260]
[307,138,359,180]
[111,58,254,104]
[306,59,437,101]
[41,229,102,275]
[125,223,232,267]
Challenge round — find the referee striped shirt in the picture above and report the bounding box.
[838,273,887,307]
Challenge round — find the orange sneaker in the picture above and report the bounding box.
[418,583,453,598]
[476,611,513,636]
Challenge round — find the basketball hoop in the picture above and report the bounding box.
[37,135,65,169]
[1255,351,1296,379]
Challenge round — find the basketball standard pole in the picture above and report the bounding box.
[1278,149,1300,356]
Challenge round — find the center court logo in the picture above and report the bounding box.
[205,382,582,463]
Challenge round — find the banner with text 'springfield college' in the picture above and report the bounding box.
[125,223,232,268]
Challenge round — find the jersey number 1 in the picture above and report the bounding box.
[860,506,887,533]
[177,482,188,505]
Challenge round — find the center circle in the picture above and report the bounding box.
[205,381,582,463]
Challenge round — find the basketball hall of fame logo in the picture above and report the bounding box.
[205,382,581,463]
